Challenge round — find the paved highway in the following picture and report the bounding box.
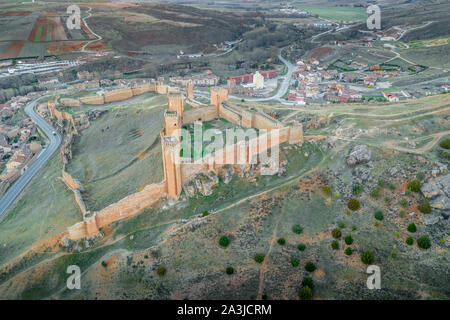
[0,96,61,218]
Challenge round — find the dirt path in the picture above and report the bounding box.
[381,130,450,154]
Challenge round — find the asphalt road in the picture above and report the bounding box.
[0,96,61,218]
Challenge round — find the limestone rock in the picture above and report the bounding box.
[347,145,371,166]
[219,165,234,184]
[183,171,218,198]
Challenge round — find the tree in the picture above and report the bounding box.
[418,200,431,214]
[277,238,286,245]
[407,223,417,233]
[374,210,384,221]
[297,243,306,251]
[345,247,353,255]
[331,240,339,250]
[344,235,353,245]
[292,225,303,234]
[347,198,361,211]
[407,179,421,192]
[305,261,316,272]
[254,254,265,263]
[291,257,300,267]
[302,277,314,289]
[298,286,313,300]
[417,235,431,249]
[439,138,450,149]
[219,235,230,247]
[226,266,234,275]
[406,237,414,245]
[156,266,166,276]
[361,250,374,265]
[331,228,342,239]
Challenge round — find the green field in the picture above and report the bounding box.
[299,6,366,22]
[34,25,43,42]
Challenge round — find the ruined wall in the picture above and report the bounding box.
[95,182,166,228]
[131,83,154,96]
[183,105,217,123]
[61,170,83,190]
[80,95,105,105]
[186,80,194,100]
[68,221,87,240]
[60,98,81,107]
[104,88,133,103]
[252,112,283,130]
[219,103,241,125]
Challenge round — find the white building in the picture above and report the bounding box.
[253,71,264,89]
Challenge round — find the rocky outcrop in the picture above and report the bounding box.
[421,174,450,218]
[218,165,234,184]
[183,171,219,198]
[347,144,371,166]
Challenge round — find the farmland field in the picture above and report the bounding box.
[297,6,366,22]
[0,41,25,59]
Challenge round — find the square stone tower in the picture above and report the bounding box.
[186,79,194,100]
[168,92,184,119]
[161,134,182,200]
[210,87,229,113]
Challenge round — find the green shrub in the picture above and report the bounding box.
[345,247,353,255]
[443,151,449,158]
[406,237,414,245]
[374,210,384,221]
[389,183,395,191]
[298,286,313,300]
[331,240,339,250]
[101,261,107,268]
[399,198,408,207]
[378,179,385,187]
[292,225,303,234]
[202,210,209,216]
[417,235,431,249]
[407,223,417,233]
[344,235,353,245]
[351,225,357,231]
[277,238,286,245]
[338,221,346,228]
[291,257,300,267]
[331,228,342,239]
[322,185,332,194]
[302,277,314,289]
[370,187,381,198]
[439,138,450,149]
[416,172,425,181]
[394,231,400,238]
[144,255,148,259]
[305,261,316,272]
[418,200,431,214]
[254,254,265,263]
[297,243,306,251]
[226,266,234,275]
[347,198,361,211]
[333,192,341,198]
[407,179,421,192]
[219,235,230,247]
[361,250,374,265]
[352,185,364,195]
[399,210,406,218]
[384,197,391,203]
[156,266,166,276]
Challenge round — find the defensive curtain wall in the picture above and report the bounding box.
[60,82,303,241]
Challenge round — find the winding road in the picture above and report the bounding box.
[0,96,61,218]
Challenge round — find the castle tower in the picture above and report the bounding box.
[288,121,303,144]
[186,79,194,100]
[164,110,181,138]
[210,87,228,114]
[168,92,184,119]
[161,133,182,200]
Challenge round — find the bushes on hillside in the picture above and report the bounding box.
[407,223,417,233]
[219,235,230,247]
[345,247,353,255]
[156,266,166,276]
[347,198,361,211]
[297,243,306,251]
[374,210,384,221]
[254,254,265,263]
[439,138,450,149]
[332,228,342,239]
[277,238,286,245]
[418,200,431,214]
[298,286,313,300]
[406,237,414,245]
[331,240,339,250]
[407,179,421,192]
[361,250,374,265]
[305,261,316,272]
[344,235,353,245]
[292,225,303,234]
[417,235,431,249]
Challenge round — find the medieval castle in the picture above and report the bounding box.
[57,80,303,241]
